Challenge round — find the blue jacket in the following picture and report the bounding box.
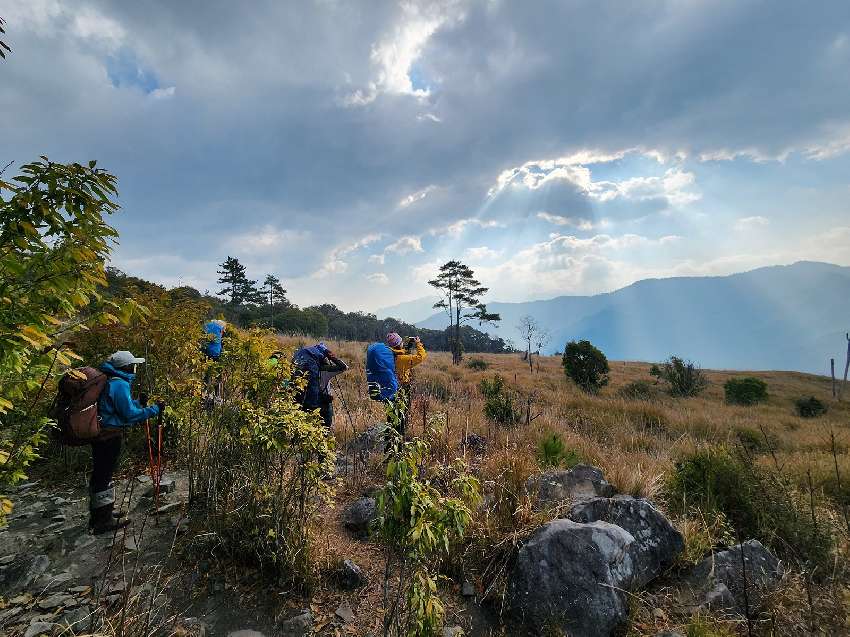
[203,321,224,359]
[98,362,160,429]
[366,342,398,401]
[293,346,325,410]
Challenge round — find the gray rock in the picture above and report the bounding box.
[0,554,50,594]
[506,519,635,637]
[682,539,783,615]
[335,602,354,623]
[461,580,475,597]
[567,495,684,588]
[227,631,266,637]
[526,464,615,508]
[342,497,377,537]
[443,627,464,637]
[24,622,55,637]
[277,609,312,636]
[155,501,182,514]
[37,593,75,610]
[0,554,16,565]
[337,559,366,590]
[178,617,210,637]
[57,604,91,629]
[346,425,385,454]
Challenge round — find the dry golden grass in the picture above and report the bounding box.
[276,336,850,635]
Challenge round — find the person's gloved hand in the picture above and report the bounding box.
[139,392,149,407]
[156,400,166,414]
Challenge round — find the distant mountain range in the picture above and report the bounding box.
[409,262,850,374]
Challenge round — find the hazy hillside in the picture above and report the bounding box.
[417,261,850,374]
[376,295,441,324]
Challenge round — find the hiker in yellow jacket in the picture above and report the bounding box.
[385,332,426,438]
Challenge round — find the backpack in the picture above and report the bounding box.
[292,348,322,409]
[52,367,109,446]
[365,343,398,401]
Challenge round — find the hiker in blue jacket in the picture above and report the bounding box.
[202,319,226,360]
[90,350,163,534]
[293,342,332,411]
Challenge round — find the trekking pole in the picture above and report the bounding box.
[333,378,358,484]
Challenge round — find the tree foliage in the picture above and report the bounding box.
[428,260,500,364]
[217,255,262,305]
[653,355,709,397]
[562,340,610,393]
[0,157,143,520]
[0,16,10,60]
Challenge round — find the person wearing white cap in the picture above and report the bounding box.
[88,350,163,534]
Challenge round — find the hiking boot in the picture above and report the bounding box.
[89,504,129,535]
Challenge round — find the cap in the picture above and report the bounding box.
[107,350,146,367]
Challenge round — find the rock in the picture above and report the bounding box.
[24,622,55,637]
[506,519,635,637]
[277,609,312,636]
[461,580,475,597]
[526,464,615,508]
[10,593,32,604]
[656,633,684,637]
[154,501,182,514]
[566,495,684,588]
[227,631,266,637]
[107,580,127,594]
[443,627,464,637]
[337,559,366,590]
[342,497,377,537]
[461,434,487,455]
[682,540,783,615]
[158,476,177,493]
[37,593,75,610]
[124,536,139,551]
[335,602,354,623]
[50,515,66,523]
[177,617,210,637]
[346,425,385,454]
[0,554,16,565]
[0,554,50,594]
[68,585,91,594]
[57,604,91,629]
[43,572,74,589]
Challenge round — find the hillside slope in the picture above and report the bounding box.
[417,261,850,373]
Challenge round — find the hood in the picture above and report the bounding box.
[100,361,136,383]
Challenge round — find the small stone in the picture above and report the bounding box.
[10,593,32,605]
[337,559,366,590]
[155,501,182,514]
[652,608,668,621]
[105,594,122,606]
[107,580,127,594]
[137,475,152,484]
[342,497,377,538]
[37,593,73,610]
[443,627,464,637]
[335,602,354,623]
[51,515,66,523]
[25,622,54,637]
[42,522,65,533]
[124,536,139,551]
[277,609,312,636]
[68,586,91,594]
[52,497,68,506]
[58,604,91,629]
[227,631,266,637]
[0,554,16,565]
[461,580,475,597]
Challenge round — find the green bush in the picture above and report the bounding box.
[654,356,709,397]
[562,340,610,393]
[419,374,451,402]
[724,377,768,405]
[466,358,489,371]
[617,379,660,401]
[667,448,833,569]
[537,432,582,468]
[480,375,520,426]
[734,427,777,454]
[795,396,827,418]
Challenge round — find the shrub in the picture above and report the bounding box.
[795,396,827,418]
[667,447,833,569]
[480,375,521,426]
[724,377,768,405]
[617,379,660,401]
[537,432,582,469]
[654,356,709,397]
[734,426,778,454]
[466,357,489,371]
[419,374,451,402]
[562,340,609,393]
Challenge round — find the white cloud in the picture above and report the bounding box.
[464,246,502,261]
[430,218,505,237]
[417,112,442,123]
[385,235,424,255]
[398,185,437,208]
[536,212,607,231]
[149,86,176,100]
[226,225,309,254]
[369,254,386,265]
[313,259,348,278]
[366,272,390,285]
[489,149,700,208]
[734,215,770,231]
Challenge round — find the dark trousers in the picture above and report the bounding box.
[90,435,122,496]
[319,395,334,430]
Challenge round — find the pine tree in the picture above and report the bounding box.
[428,260,500,364]
[216,256,261,305]
[263,274,288,327]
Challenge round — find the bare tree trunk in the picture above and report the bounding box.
[832,358,836,398]
[842,333,850,401]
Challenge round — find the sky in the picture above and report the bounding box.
[2,0,849,312]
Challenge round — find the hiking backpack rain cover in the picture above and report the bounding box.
[366,343,398,401]
[53,367,108,445]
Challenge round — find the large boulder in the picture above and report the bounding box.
[567,495,684,588]
[342,497,378,538]
[681,540,783,615]
[526,465,614,509]
[507,519,636,637]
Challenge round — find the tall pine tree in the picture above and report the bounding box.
[428,260,500,364]
[217,256,262,305]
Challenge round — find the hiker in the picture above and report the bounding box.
[386,332,426,437]
[202,319,226,360]
[293,342,348,428]
[319,349,349,429]
[91,351,163,534]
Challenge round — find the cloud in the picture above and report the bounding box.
[384,235,424,255]
[735,216,770,231]
[431,218,505,237]
[536,212,606,231]
[149,86,176,99]
[226,225,310,255]
[366,272,390,285]
[464,246,502,261]
[398,185,438,208]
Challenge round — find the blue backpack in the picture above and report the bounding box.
[366,342,398,401]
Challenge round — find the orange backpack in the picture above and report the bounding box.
[53,367,109,446]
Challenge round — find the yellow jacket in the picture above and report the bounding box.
[391,341,427,385]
